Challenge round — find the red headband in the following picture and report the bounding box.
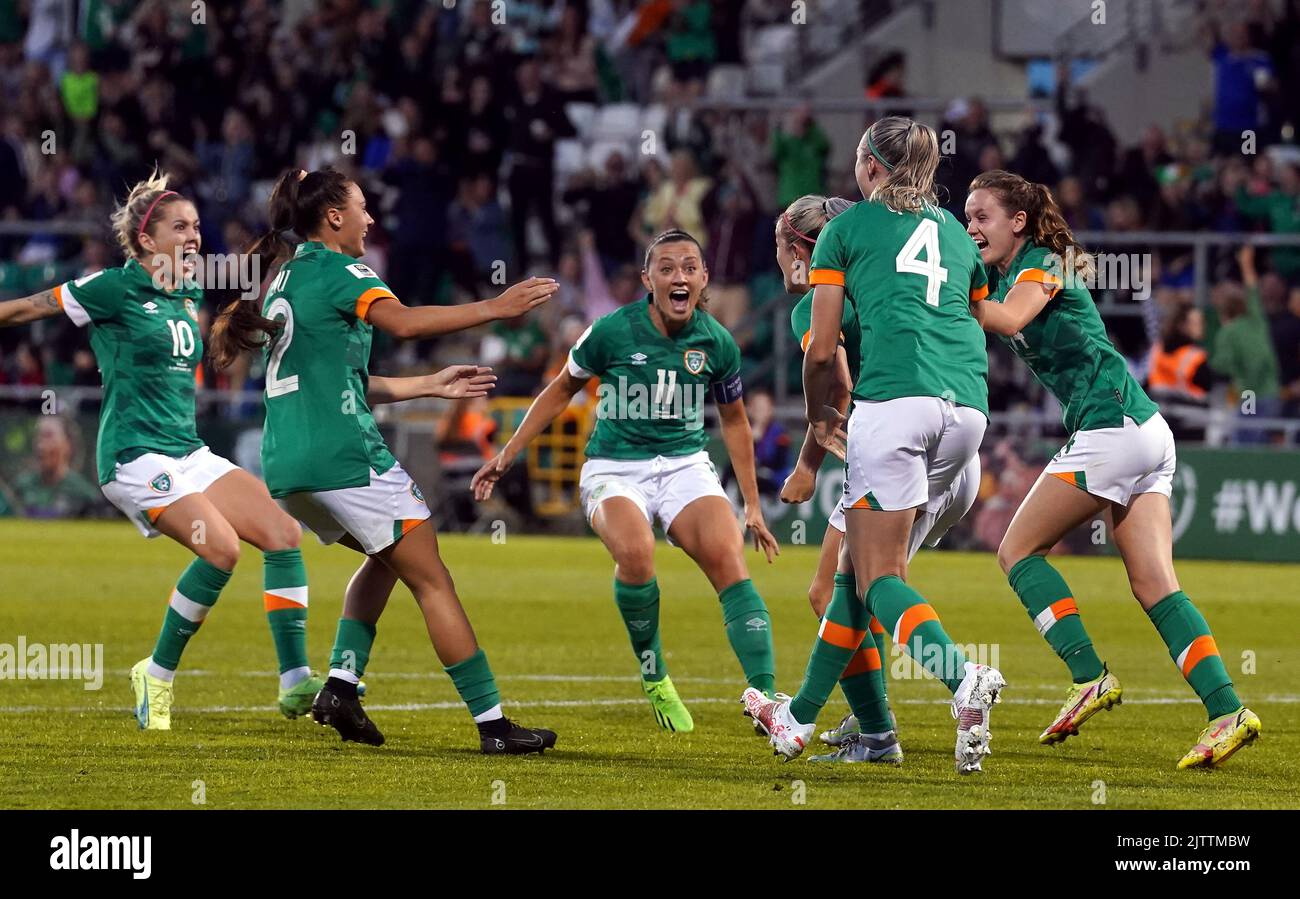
[782,211,817,246]
[138,190,179,239]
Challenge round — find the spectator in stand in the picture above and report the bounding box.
[383,133,454,304]
[1007,121,1059,187]
[503,57,575,268]
[1116,124,1173,211]
[2,416,105,519]
[1147,303,1215,441]
[663,0,716,95]
[1204,16,1276,153]
[865,51,906,105]
[1056,175,1105,232]
[1236,158,1300,280]
[1055,64,1118,198]
[483,312,550,398]
[446,74,509,180]
[562,150,642,272]
[575,229,635,322]
[743,388,789,498]
[447,172,512,296]
[938,97,998,215]
[702,161,759,333]
[1219,246,1283,442]
[642,148,712,248]
[1273,283,1300,420]
[769,104,829,210]
[548,4,600,103]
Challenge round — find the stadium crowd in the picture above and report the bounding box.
[2,0,1300,520]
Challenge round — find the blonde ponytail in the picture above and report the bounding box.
[863,116,941,214]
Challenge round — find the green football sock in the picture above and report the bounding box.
[841,632,892,735]
[719,579,775,695]
[446,648,501,718]
[263,549,309,682]
[150,557,232,673]
[1146,591,1241,720]
[328,618,376,680]
[867,615,888,701]
[614,577,666,682]
[1008,555,1104,683]
[866,575,969,694]
[785,576,889,732]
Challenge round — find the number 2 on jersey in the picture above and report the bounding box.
[896,218,948,307]
[265,294,300,398]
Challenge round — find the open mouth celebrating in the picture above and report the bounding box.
[668,287,691,314]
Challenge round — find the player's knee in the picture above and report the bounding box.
[614,541,656,583]
[1128,573,1177,608]
[272,515,302,551]
[205,539,241,572]
[996,540,1025,576]
[808,584,832,617]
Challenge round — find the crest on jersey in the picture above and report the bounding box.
[149,472,173,494]
[184,299,198,321]
[410,482,425,504]
[346,263,378,280]
[683,349,707,375]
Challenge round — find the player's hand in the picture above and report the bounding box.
[491,277,558,319]
[780,464,816,504]
[744,505,780,563]
[471,450,515,502]
[809,405,848,462]
[427,365,496,399]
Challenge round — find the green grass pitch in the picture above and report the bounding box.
[0,520,1295,809]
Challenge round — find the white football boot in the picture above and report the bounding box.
[951,663,1007,775]
[741,688,815,761]
[809,731,903,764]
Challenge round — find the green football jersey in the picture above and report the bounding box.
[56,260,205,485]
[790,288,862,383]
[568,296,743,460]
[260,241,398,496]
[809,200,990,415]
[987,241,1158,433]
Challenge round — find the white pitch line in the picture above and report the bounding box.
[2,694,1298,715]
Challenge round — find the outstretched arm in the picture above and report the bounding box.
[470,368,588,501]
[367,276,558,340]
[718,397,780,563]
[0,286,63,327]
[367,365,496,405]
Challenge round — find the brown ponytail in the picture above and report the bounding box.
[969,169,1096,282]
[209,167,353,368]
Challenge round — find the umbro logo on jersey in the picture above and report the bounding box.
[745,617,769,632]
[630,353,648,365]
[141,301,160,313]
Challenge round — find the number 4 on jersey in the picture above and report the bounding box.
[896,218,948,306]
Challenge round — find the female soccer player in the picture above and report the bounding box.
[211,167,560,754]
[471,228,781,735]
[964,170,1260,769]
[772,194,981,764]
[0,171,323,730]
[745,117,1004,774]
